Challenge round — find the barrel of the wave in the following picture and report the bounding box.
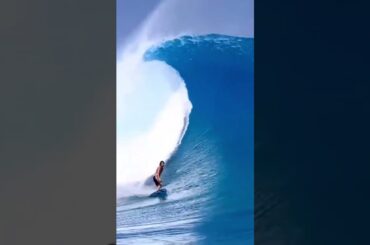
[145,34,254,243]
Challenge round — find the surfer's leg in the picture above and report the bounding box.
[153,176,161,190]
[153,176,159,188]
[157,181,162,190]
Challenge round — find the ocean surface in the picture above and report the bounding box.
[117,34,254,245]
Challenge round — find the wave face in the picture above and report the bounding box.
[117,34,254,244]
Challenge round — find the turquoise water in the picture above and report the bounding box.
[117,34,254,244]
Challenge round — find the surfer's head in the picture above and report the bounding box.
[159,161,165,167]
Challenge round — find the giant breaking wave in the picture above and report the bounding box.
[117,35,254,245]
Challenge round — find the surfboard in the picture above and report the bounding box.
[149,188,168,198]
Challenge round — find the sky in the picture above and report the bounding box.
[117,0,254,48]
[116,0,160,47]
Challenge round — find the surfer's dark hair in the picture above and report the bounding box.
[160,161,165,165]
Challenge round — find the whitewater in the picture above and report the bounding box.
[117,40,192,196]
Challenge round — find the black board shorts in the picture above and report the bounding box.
[153,176,160,186]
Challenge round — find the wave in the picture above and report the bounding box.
[116,38,192,197]
[117,1,253,243]
[117,34,254,244]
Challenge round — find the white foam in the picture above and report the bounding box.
[117,39,192,198]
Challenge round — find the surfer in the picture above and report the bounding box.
[153,161,165,191]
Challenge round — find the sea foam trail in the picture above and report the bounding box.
[117,41,192,198]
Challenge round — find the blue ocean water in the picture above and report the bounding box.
[117,34,254,244]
